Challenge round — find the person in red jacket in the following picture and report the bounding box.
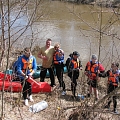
[84,54,105,101]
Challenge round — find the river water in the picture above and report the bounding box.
[11,1,120,68]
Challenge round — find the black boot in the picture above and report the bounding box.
[104,105,110,110]
[113,108,118,114]
[87,93,90,97]
[104,100,111,109]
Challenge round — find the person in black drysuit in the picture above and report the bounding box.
[99,62,120,113]
[53,43,66,95]
[66,51,82,98]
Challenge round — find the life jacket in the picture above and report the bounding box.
[108,71,119,86]
[67,58,80,78]
[53,50,64,64]
[86,61,99,80]
[22,57,33,73]
[71,59,79,69]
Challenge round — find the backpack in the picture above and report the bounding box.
[10,56,22,81]
[66,58,71,71]
[66,57,72,78]
[66,53,73,71]
[12,56,21,74]
[66,57,81,78]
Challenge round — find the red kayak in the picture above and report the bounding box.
[0,72,51,93]
[0,72,12,81]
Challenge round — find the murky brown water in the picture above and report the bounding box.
[12,1,120,69]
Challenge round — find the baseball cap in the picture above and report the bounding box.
[73,51,80,57]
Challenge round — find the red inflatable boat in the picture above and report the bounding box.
[0,72,51,93]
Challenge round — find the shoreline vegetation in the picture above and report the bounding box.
[54,0,120,8]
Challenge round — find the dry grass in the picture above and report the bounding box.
[0,54,120,120]
[0,74,120,120]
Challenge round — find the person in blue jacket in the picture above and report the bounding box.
[17,47,37,106]
[53,43,66,95]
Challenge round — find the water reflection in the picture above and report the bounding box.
[7,1,120,69]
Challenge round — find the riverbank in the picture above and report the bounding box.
[57,0,120,8]
[0,73,120,120]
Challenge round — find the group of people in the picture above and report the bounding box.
[37,38,82,97]
[14,38,120,113]
[85,55,120,113]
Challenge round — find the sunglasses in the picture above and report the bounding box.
[24,50,30,54]
[54,46,59,49]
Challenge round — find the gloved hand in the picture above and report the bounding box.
[80,67,83,70]
[28,73,33,77]
[98,73,102,77]
[84,71,89,76]
[25,75,28,80]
